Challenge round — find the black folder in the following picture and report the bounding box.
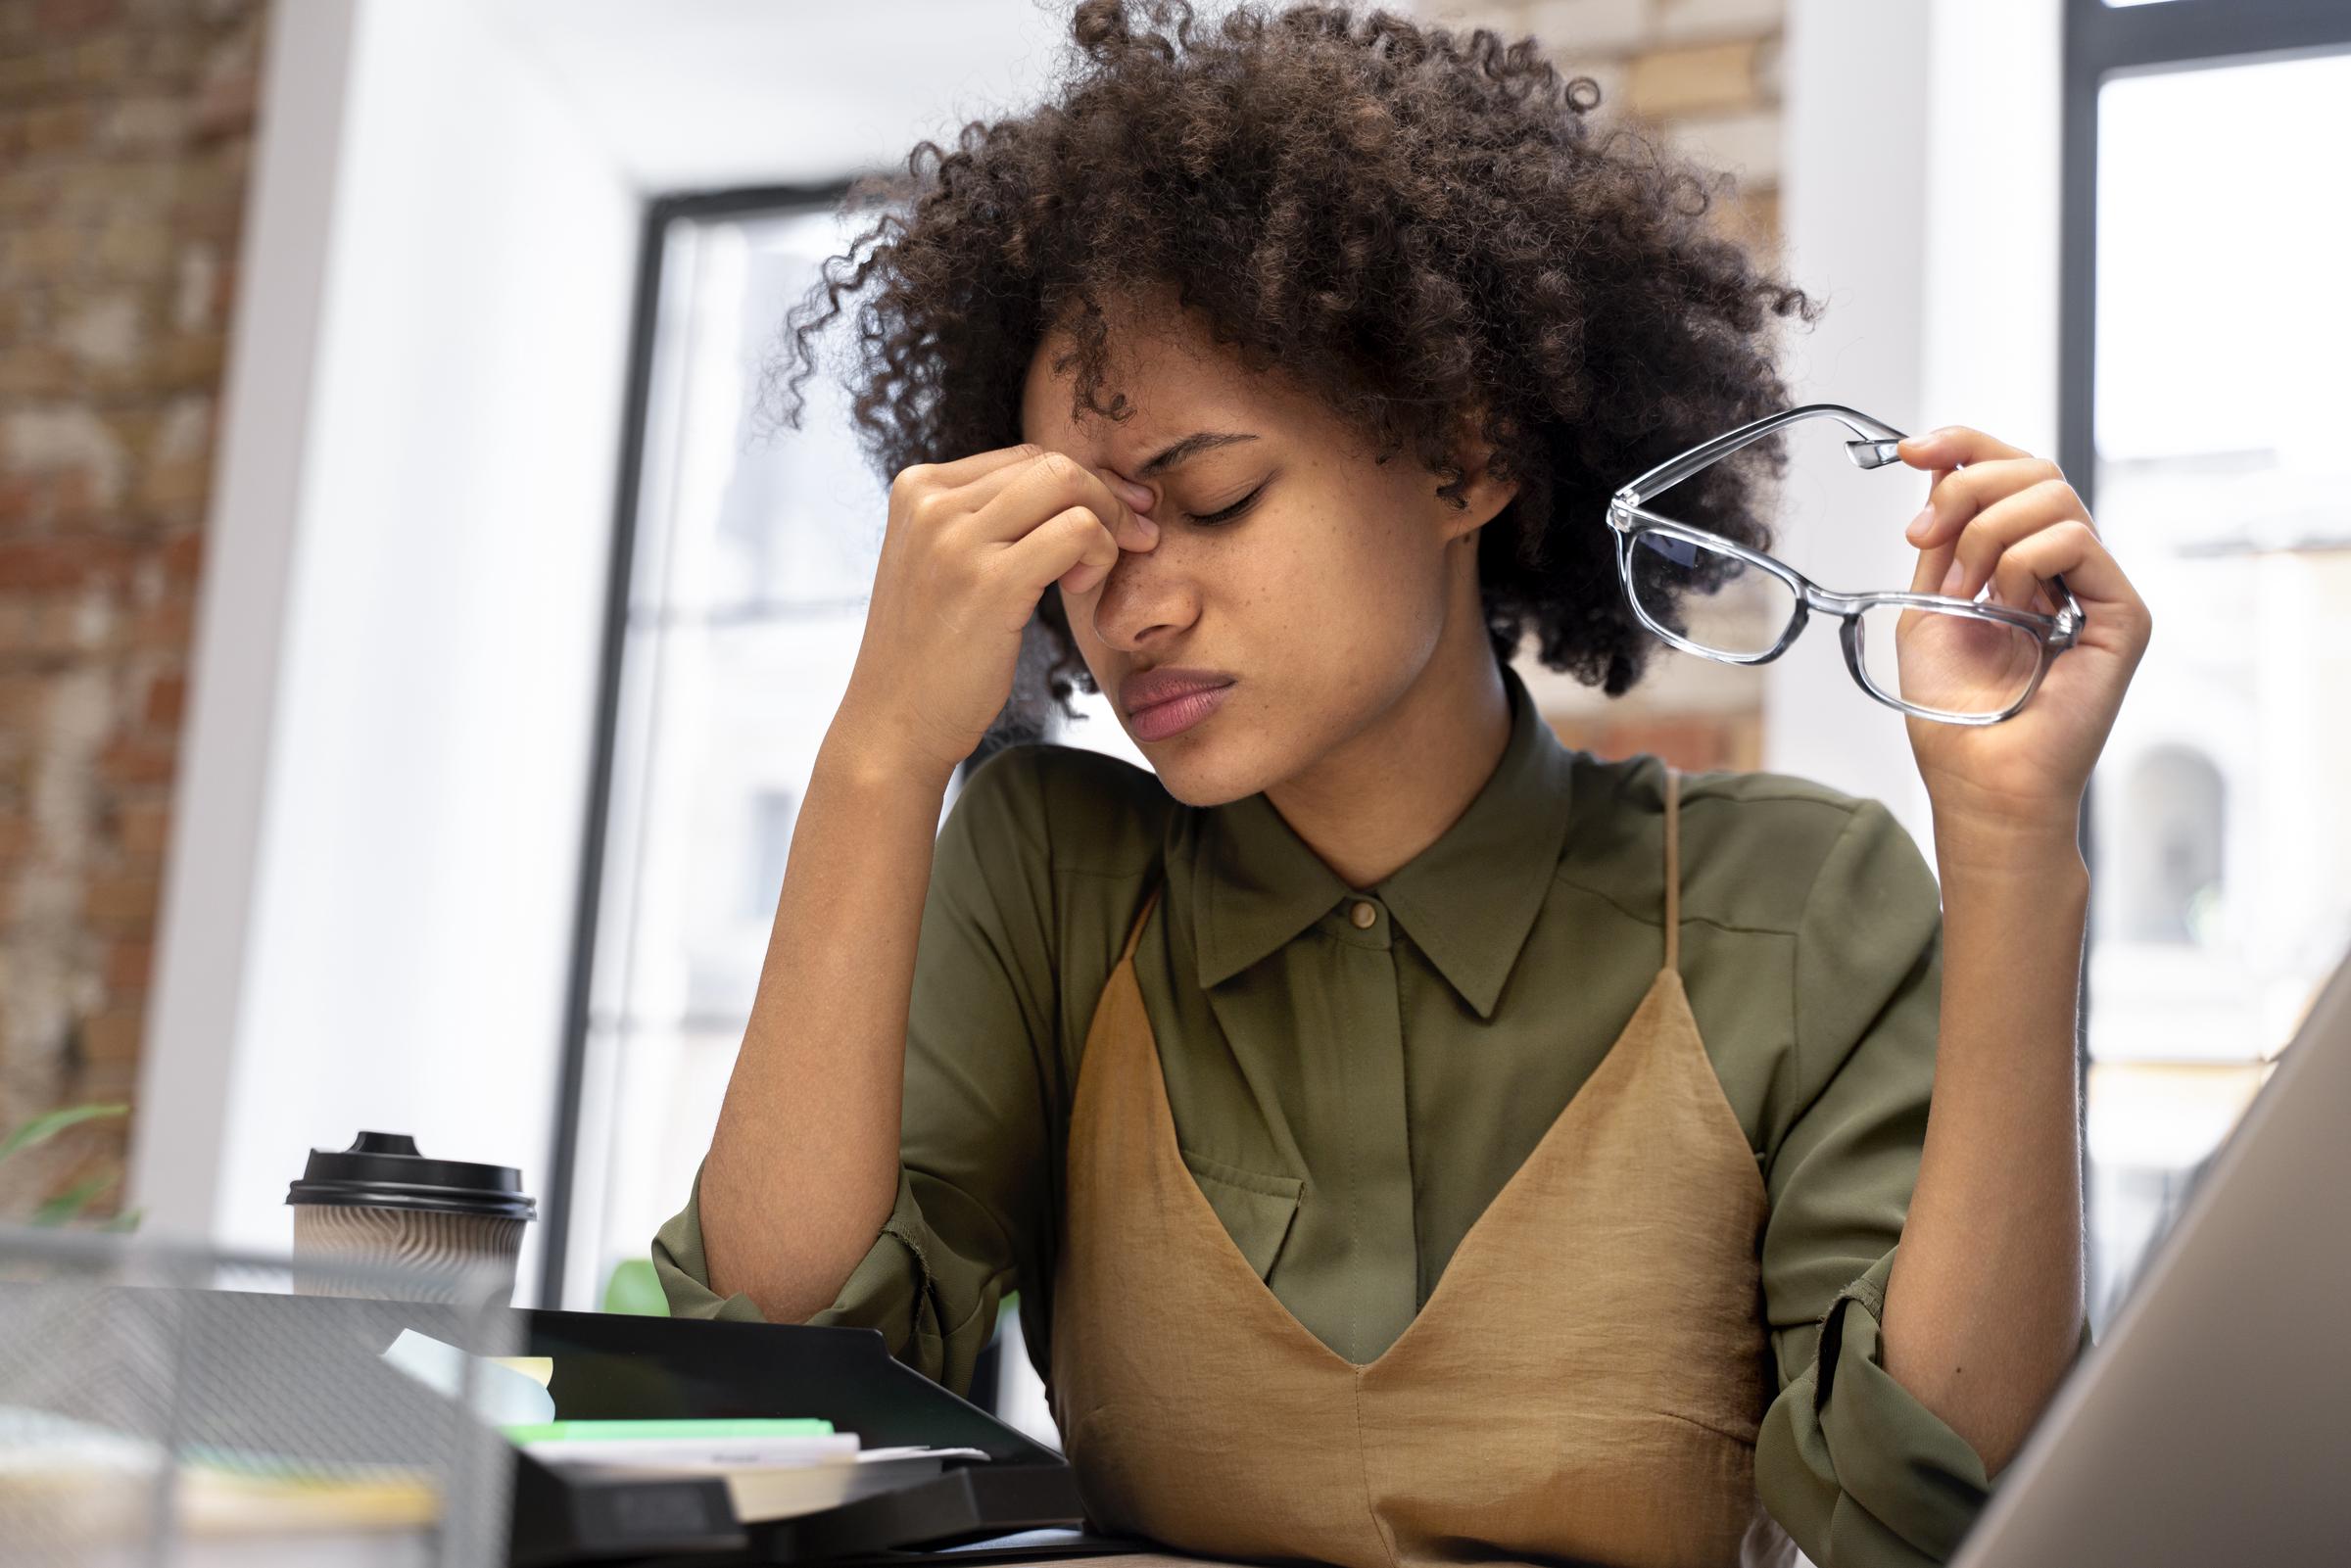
[510,1307,1141,1566]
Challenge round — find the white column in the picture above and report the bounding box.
[129,0,364,1244]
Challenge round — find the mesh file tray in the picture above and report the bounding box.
[0,1229,1136,1567]
[0,1225,518,1567]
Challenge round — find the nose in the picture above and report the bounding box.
[1088,533,1196,654]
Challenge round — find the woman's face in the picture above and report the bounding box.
[1020,294,1511,807]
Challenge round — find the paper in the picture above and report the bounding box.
[380,1328,555,1426]
[489,1355,553,1389]
[518,1432,857,1470]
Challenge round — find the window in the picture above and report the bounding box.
[2063,0,2351,1326]
[542,192,1145,1314]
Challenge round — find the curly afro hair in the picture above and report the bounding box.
[761,0,1817,746]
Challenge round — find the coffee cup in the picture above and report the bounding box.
[286,1130,537,1305]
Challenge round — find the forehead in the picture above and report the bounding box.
[1018,297,1271,463]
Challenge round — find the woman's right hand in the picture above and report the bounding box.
[838,445,1159,779]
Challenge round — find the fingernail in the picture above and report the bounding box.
[1904,505,1935,545]
[1940,560,1965,597]
[1133,513,1159,545]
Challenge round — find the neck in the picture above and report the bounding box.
[1264,562,1511,891]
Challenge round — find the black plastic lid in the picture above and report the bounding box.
[285,1130,537,1220]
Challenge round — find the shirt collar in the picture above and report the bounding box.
[1191,662,1574,1019]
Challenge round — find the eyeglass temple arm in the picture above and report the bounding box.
[1613,404,1907,509]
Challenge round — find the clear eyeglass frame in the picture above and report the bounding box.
[1606,403,2085,727]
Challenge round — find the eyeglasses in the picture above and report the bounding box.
[1606,404,2084,726]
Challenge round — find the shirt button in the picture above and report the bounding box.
[1349,900,1378,929]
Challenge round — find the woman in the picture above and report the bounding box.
[654,5,2150,1566]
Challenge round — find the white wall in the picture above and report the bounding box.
[132,0,639,1291]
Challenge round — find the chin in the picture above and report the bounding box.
[1135,736,1281,809]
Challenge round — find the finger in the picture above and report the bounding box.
[1943,477,2088,600]
[1984,521,2151,648]
[998,504,1122,599]
[966,451,1159,553]
[1099,465,1158,516]
[1895,424,2036,472]
[922,443,1057,489]
[1908,457,2070,550]
[1907,531,1959,597]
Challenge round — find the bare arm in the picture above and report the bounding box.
[697,725,956,1321]
[690,446,1157,1322]
[1884,831,2087,1476]
[1879,422,2151,1475]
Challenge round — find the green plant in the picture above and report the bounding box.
[600,1257,669,1316]
[0,1103,141,1229]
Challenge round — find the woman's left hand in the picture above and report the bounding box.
[1893,425,2153,846]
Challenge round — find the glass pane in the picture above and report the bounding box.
[563,199,914,1307]
[627,210,887,620]
[566,193,1149,1308]
[2086,50,2351,1327]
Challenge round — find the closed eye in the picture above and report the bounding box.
[1187,482,1267,527]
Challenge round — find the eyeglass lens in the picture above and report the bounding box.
[1627,530,1794,658]
[1630,529,2044,719]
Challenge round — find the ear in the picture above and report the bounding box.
[1440,403,1519,546]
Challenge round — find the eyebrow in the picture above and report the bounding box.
[1134,431,1259,479]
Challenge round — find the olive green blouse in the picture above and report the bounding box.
[654,660,2089,1566]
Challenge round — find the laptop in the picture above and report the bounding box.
[1947,947,2351,1567]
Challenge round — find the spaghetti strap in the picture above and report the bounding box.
[1661,766,1680,974]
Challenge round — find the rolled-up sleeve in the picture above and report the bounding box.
[1752,799,2092,1565]
[651,1159,1012,1394]
[649,745,1068,1400]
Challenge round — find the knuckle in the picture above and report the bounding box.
[908,489,953,530]
[890,462,936,499]
[1032,451,1083,490]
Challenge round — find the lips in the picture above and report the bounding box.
[1119,667,1235,742]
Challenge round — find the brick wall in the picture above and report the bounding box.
[1410,0,1789,771]
[0,0,265,1217]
